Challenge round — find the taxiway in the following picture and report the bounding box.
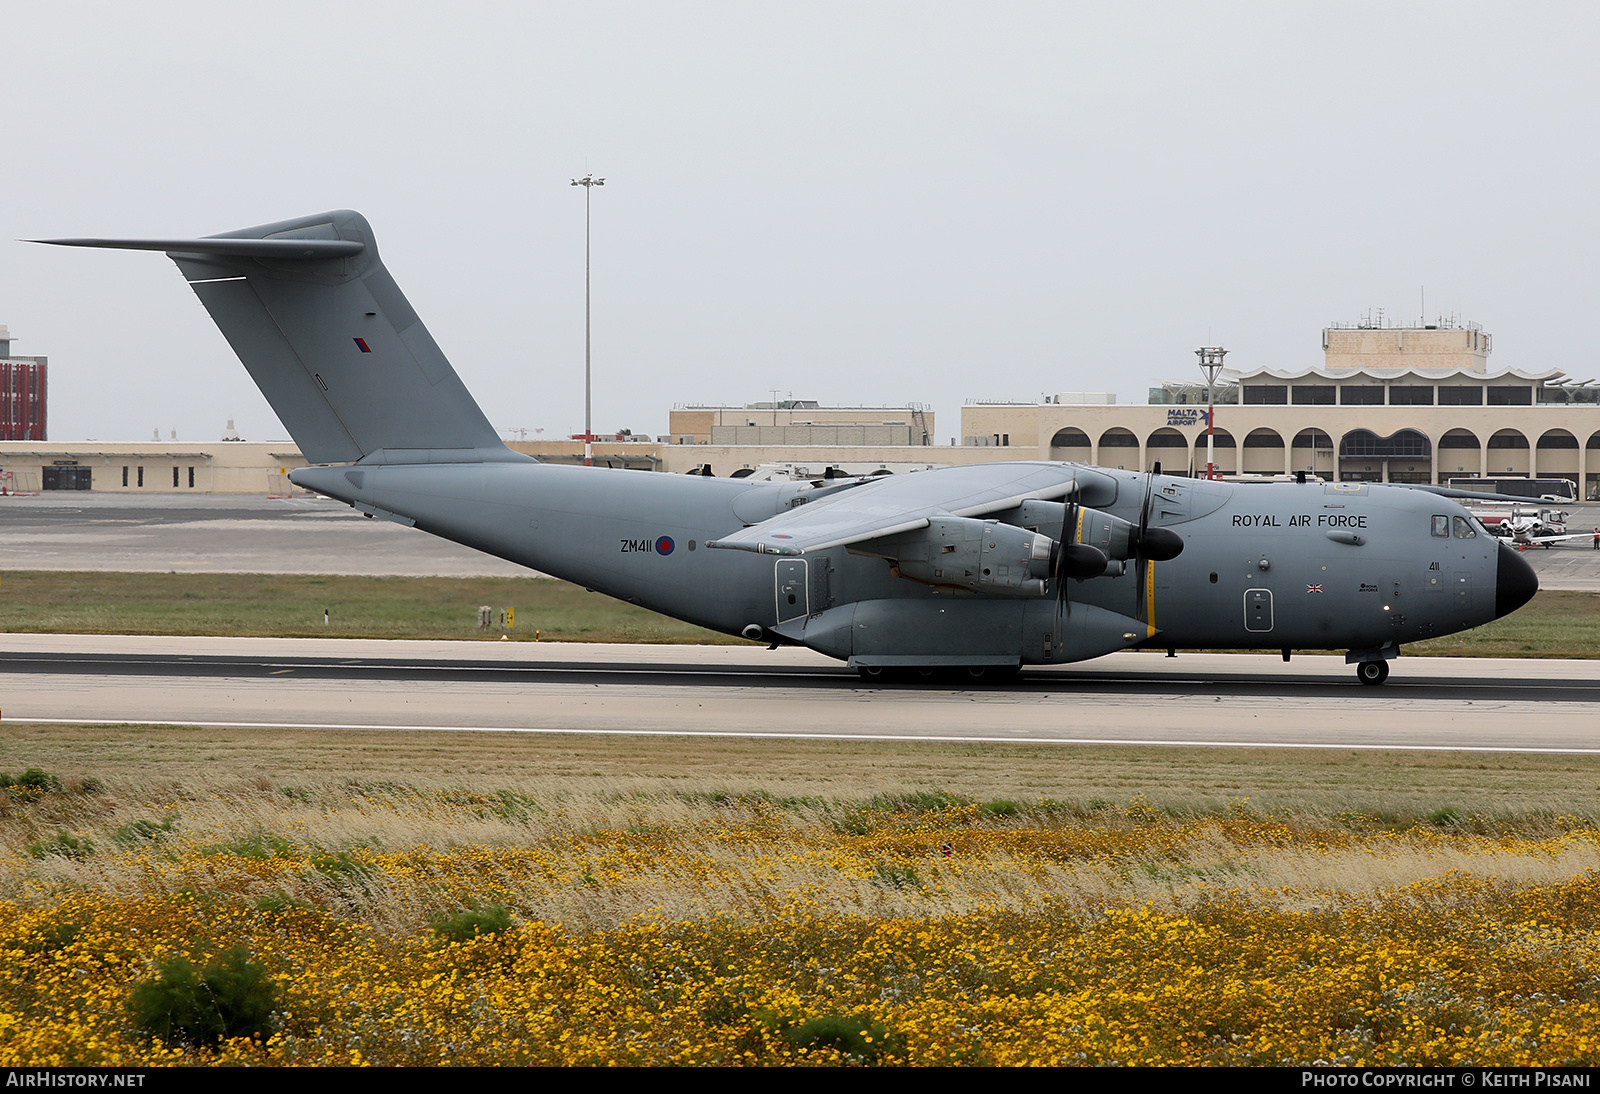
[4,634,1598,754]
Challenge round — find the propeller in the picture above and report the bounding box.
[1132,462,1184,628]
[1051,488,1108,650]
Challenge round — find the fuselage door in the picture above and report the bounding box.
[1244,588,1274,632]
[776,559,809,623]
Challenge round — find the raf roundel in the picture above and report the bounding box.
[655,536,675,556]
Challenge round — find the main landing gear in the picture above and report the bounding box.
[1356,660,1390,686]
[856,665,1021,684]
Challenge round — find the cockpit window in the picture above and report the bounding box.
[1453,516,1477,539]
[1431,515,1450,538]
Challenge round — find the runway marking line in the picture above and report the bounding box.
[11,655,1600,695]
[17,717,1600,756]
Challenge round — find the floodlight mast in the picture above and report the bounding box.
[572,173,605,466]
[1196,346,1228,480]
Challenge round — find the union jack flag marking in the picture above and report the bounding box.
[1307,584,1324,593]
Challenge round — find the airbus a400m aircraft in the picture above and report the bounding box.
[40,210,1539,684]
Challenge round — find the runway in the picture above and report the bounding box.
[4,634,1598,754]
[0,493,536,577]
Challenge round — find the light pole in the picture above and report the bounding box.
[572,173,605,466]
[1195,346,1228,480]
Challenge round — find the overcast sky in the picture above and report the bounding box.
[5,1,1598,445]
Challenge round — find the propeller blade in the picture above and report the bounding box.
[1051,492,1111,658]
[1127,461,1185,563]
[1135,462,1160,626]
[1053,497,1079,634]
[1140,461,1159,527]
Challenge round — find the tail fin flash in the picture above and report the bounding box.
[39,210,520,466]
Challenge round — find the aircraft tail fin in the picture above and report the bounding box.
[39,210,522,466]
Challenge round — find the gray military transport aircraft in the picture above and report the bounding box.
[38,210,1539,685]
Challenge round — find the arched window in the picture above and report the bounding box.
[1049,428,1091,448]
[1537,430,1579,449]
[1487,430,1529,450]
[1340,429,1432,458]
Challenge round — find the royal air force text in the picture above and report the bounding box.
[1234,513,1369,529]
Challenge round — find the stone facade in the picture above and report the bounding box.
[668,400,934,446]
[962,324,1600,497]
[0,442,308,495]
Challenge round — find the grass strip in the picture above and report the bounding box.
[0,571,1594,655]
[0,570,738,643]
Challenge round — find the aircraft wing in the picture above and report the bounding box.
[707,463,1084,555]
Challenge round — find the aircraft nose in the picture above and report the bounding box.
[1494,540,1538,619]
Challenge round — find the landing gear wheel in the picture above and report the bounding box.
[857,665,886,681]
[1356,660,1389,685]
[962,665,1021,684]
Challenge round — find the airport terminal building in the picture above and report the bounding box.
[961,323,1600,499]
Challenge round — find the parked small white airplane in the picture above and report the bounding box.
[1486,510,1593,550]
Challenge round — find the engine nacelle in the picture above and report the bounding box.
[857,516,1053,596]
[1012,500,1137,560]
[1010,500,1184,563]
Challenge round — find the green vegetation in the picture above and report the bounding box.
[126,946,278,1048]
[431,904,513,944]
[0,768,62,793]
[26,831,94,861]
[771,1012,905,1062]
[113,816,178,847]
[1406,589,1600,658]
[0,570,737,643]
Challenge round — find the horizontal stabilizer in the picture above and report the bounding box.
[33,237,364,260]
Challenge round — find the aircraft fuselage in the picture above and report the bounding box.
[292,460,1533,670]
